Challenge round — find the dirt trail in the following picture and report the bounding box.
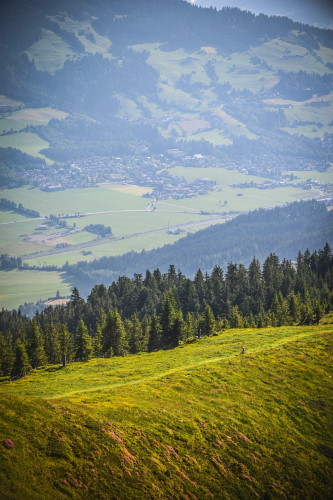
[47,330,317,400]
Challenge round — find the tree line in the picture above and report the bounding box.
[0,245,332,379]
[0,198,40,218]
[64,201,333,294]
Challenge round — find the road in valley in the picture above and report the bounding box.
[20,213,230,261]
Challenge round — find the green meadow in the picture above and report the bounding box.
[0,185,148,216]
[0,323,332,499]
[26,218,220,268]
[25,231,185,268]
[25,29,74,74]
[0,132,51,162]
[0,107,68,134]
[289,167,333,184]
[0,217,47,257]
[156,186,318,214]
[0,269,71,310]
[249,38,329,75]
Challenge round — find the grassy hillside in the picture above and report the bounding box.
[1,323,332,499]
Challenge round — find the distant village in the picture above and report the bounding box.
[22,149,332,201]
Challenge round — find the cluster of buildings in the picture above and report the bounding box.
[22,150,331,200]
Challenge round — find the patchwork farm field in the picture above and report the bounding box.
[0,171,323,290]
[0,323,332,499]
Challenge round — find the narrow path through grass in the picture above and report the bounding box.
[47,328,321,400]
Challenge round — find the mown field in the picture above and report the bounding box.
[0,269,71,310]
[0,323,332,499]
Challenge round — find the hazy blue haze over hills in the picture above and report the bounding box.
[191,0,333,28]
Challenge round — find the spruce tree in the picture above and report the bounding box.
[127,314,145,354]
[0,333,14,377]
[288,292,301,324]
[171,310,184,347]
[94,323,104,358]
[183,312,195,342]
[200,305,216,336]
[229,305,244,328]
[59,323,73,367]
[103,310,128,356]
[29,321,47,368]
[12,340,31,378]
[75,320,93,361]
[160,292,177,347]
[45,323,61,364]
[148,314,162,352]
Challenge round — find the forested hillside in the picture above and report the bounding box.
[1,0,333,183]
[63,200,333,290]
[1,244,332,378]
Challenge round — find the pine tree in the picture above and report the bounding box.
[313,299,324,324]
[229,305,244,328]
[171,310,184,347]
[127,314,145,354]
[148,313,162,352]
[160,292,177,347]
[248,257,264,314]
[59,323,73,367]
[263,253,282,309]
[0,333,14,377]
[103,310,128,356]
[288,292,301,324]
[194,269,206,307]
[271,292,291,327]
[199,304,216,336]
[209,265,225,317]
[183,312,195,342]
[29,321,47,368]
[75,320,93,361]
[94,322,104,358]
[12,340,31,378]
[45,322,61,364]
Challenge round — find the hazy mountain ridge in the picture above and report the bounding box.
[1,0,333,174]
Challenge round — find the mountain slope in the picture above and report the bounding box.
[0,323,332,499]
[1,0,333,171]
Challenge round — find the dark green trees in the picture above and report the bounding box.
[0,245,332,377]
[75,320,93,362]
[103,310,128,356]
[59,324,73,367]
[12,340,31,378]
[29,321,47,369]
[199,305,216,336]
